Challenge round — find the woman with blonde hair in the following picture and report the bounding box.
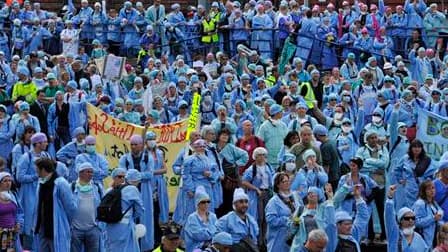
[434,223,448,252]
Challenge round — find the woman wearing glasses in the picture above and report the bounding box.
[182,139,219,222]
[184,186,218,252]
[433,223,448,252]
[385,185,429,252]
[412,180,443,248]
[265,172,302,251]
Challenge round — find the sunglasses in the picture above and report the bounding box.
[237,199,249,203]
[116,175,125,179]
[200,200,211,204]
[402,216,415,221]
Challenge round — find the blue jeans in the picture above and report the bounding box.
[70,226,101,252]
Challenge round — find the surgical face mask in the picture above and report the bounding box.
[38,174,51,184]
[372,116,382,124]
[402,226,415,236]
[342,96,351,102]
[147,140,157,149]
[204,95,212,103]
[86,145,96,154]
[444,96,448,102]
[285,162,296,172]
[115,107,123,114]
[342,125,352,133]
[338,234,351,240]
[224,99,231,107]
[334,112,343,121]
[77,139,85,145]
[78,183,93,193]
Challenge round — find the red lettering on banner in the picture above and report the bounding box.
[89,111,136,140]
[154,121,186,143]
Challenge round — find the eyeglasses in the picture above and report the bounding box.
[373,114,382,117]
[200,200,211,204]
[330,99,337,101]
[237,199,249,204]
[116,175,125,179]
[402,216,416,221]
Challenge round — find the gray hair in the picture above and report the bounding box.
[201,126,214,138]
[308,229,328,243]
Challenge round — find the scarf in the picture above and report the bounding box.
[278,192,296,213]
[415,156,431,178]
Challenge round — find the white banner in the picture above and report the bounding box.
[417,108,448,161]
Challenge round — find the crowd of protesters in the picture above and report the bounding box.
[0,0,447,252]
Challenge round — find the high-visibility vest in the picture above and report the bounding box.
[201,19,218,43]
[153,246,183,252]
[299,82,316,109]
[265,75,276,87]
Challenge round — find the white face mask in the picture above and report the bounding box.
[342,125,352,133]
[204,95,212,103]
[147,140,157,149]
[86,145,96,154]
[342,96,351,102]
[224,99,231,107]
[38,174,52,184]
[285,162,296,172]
[338,234,351,240]
[334,112,343,121]
[372,115,382,124]
[402,226,415,236]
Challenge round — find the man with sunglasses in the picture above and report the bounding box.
[216,188,259,252]
[385,185,429,252]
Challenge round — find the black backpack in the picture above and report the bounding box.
[96,184,131,223]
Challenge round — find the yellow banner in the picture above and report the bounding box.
[186,93,201,140]
[87,103,187,211]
